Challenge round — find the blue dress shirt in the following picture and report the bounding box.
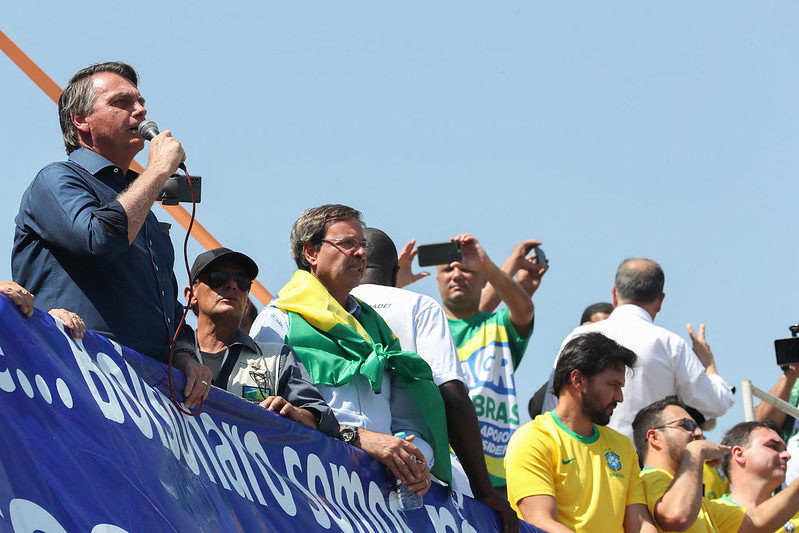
[12,148,192,361]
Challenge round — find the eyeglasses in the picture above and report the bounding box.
[322,238,367,251]
[652,418,701,434]
[206,270,252,292]
[246,369,272,401]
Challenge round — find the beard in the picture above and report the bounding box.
[582,392,616,426]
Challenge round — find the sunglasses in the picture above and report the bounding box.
[206,270,252,292]
[652,417,701,434]
[244,369,272,401]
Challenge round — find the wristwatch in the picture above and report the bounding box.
[340,425,359,445]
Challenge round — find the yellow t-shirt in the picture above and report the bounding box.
[639,468,745,533]
[703,463,731,500]
[714,495,799,533]
[505,411,646,532]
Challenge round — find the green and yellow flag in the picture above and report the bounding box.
[274,270,451,484]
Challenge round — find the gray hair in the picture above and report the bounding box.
[289,204,363,271]
[614,258,665,305]
[58,62,139,154]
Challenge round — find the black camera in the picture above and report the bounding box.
[775,324,799,367]
[158,174,202,205]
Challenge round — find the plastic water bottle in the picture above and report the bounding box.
[394,432,424,511]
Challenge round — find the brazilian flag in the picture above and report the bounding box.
[274,270,452,484]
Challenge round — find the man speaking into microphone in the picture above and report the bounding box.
[12,61,212,408]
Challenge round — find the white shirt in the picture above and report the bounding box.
[542,304,734,441]
[351,284,472,494]
[351,284,466,387]
[249,297,434,464]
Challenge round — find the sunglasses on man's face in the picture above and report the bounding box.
[652,417,701,434]
[206,270,252,292]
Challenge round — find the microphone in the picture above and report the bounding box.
[137,120,186,171]
[138,120,161,141]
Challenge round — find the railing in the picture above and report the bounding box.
[741,379,799,421]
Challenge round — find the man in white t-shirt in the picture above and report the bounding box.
[351,227,518,532]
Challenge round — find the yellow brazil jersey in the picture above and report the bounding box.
[703,463,730,500]
[640,468,745,533]
[505,411,646,532]
[714,495,798,533]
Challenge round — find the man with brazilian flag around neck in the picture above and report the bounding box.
[250,204,449,496]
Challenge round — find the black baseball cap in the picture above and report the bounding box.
[190,247,259,282]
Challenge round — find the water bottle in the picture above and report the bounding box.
[394,432,424,511]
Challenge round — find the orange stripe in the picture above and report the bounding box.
[0,29,61,103]
[1,29,272,304]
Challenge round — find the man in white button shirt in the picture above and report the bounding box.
[543,258,734,441]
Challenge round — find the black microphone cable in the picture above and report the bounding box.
[167,163,203,416]
[139,120,204,416]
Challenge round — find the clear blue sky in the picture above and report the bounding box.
[2,2,798,442]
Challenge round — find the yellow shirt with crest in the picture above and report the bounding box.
[505,411,645,532]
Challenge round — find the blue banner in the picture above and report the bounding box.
[0,296,541,532]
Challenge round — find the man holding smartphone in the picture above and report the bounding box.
[436,234,545,496]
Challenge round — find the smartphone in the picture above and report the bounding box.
[775,337,799,366]
[417,242,463,267]
[533,245,549,270]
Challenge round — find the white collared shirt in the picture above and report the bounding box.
[542,304,734,441]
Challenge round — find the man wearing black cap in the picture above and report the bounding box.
[186,247,339,436]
